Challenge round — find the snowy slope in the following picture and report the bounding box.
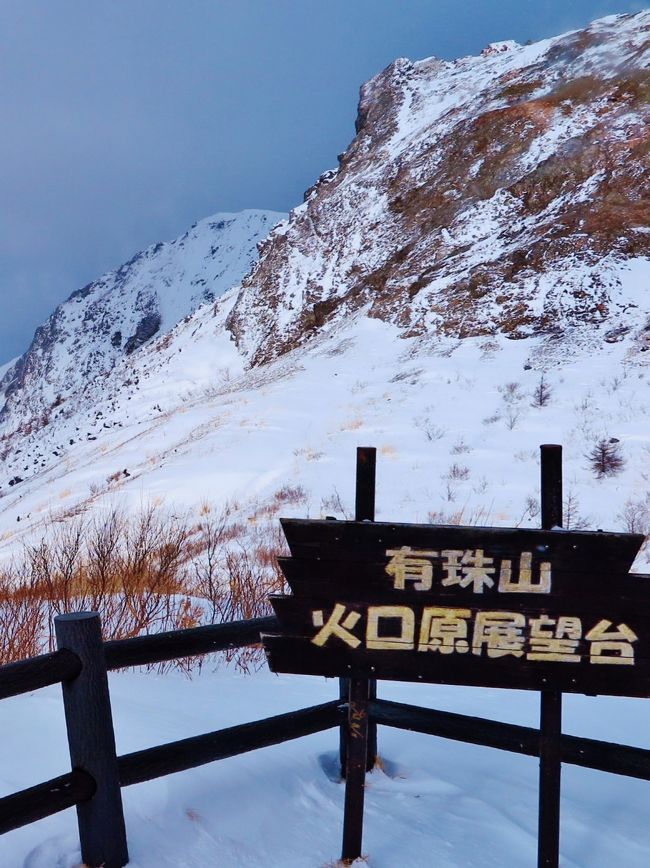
[4,670,650,867]
[227,10,650,365]
[0,12,649,556]
[3,12,650,868]
[0,210,284,430]
[2,307,650,566]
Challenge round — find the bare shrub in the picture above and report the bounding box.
[516,495,540,527]
[618,496,650,534]
[472,476,489,495]
[498,381,523,404]
[428,504,493,526]
[442,481,457,502]
[320,488,351,520]
[588,438,625,479]
[415,416,447,441]
[248,485,309,522]
[445,463,471,481]
[505,409,520,431]
[0,495,300,672]
[482,412,501,425]
[531,374,552,408]
[192,522,288,671]
[0,569,45,664]
[21,506,199,653]
[563,489,591,531]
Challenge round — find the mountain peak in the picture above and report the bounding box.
[223,10,650,367]
[0,209,285,431]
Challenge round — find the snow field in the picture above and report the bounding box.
[3,668,650,867]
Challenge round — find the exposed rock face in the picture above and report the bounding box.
[125,313,162,355]
[0,210,284,432]
[226,12,650,365]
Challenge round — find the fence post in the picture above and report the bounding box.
[355,447,378,772]
[538,444,563,868]
[340,447,378,777]
[55,612,129,868]
[341,677,370,864]
[339,447,376,863]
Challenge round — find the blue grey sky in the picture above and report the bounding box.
[0,0,644,363]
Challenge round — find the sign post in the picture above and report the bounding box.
[263,451,647,866]
[538,444,563,868]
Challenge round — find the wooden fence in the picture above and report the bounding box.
[3,608,650,867]
[2,448,650,867]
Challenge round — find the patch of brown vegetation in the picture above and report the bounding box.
[0,497,294,672]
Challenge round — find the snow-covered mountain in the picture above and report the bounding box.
[227,12,650,366]
[0,210,284,429]
[1,11,650,553]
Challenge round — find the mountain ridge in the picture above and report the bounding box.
[0,209,285,431]
[225,11,649,365]
[1,11,649,553]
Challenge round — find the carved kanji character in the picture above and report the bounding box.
[311,604,361,648]
[366,605,416,650]
[385,546,438,591]
[498,552,552,593]
[472,611,526,657]
[527,614,581,662]
[586,619,638,665]
[418,607,471,654]
[442,549,495,593]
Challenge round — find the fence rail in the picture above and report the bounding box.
[118,700,343,788]
[2,448,650,867]
[0,612,281,860]
[4,611,650,865]
[0,647,81,700]
[103,615,279,670]
[0,616,281,702]
[0,769,95,836]
[370,698,650,780]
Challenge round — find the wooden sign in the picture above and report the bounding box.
[263,519,650,698]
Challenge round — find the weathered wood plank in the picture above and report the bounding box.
[0,768,96,835]
[266,594,650,664]
[269,591,650,628]
[56,613,129,868]
[0,648,81,700]
[538,443,563,868]
[276,556,650,602]
[280,519,643,578]
[341,678,369,864]
[104,615,279,670]
[118,700,344,787]
[369,698,650,781]
[264,634,650,697]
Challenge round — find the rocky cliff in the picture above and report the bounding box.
[225,12,650,365]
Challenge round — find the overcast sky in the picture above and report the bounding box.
[1,0,644,363]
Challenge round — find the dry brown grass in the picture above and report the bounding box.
[0,492,296,671]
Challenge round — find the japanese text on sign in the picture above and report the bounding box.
[310,604,638,666]
[385,546,552,594]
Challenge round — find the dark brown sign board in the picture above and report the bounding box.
[263,519,650,698]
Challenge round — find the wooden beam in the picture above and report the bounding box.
[341,678,370,864]
[118,700,344,787]
[0,648,81,700]
[538,444,563,868]
[369,698,650,780]
[0,769,96,835]
[56,612,129,868]
[104,615,278,670]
